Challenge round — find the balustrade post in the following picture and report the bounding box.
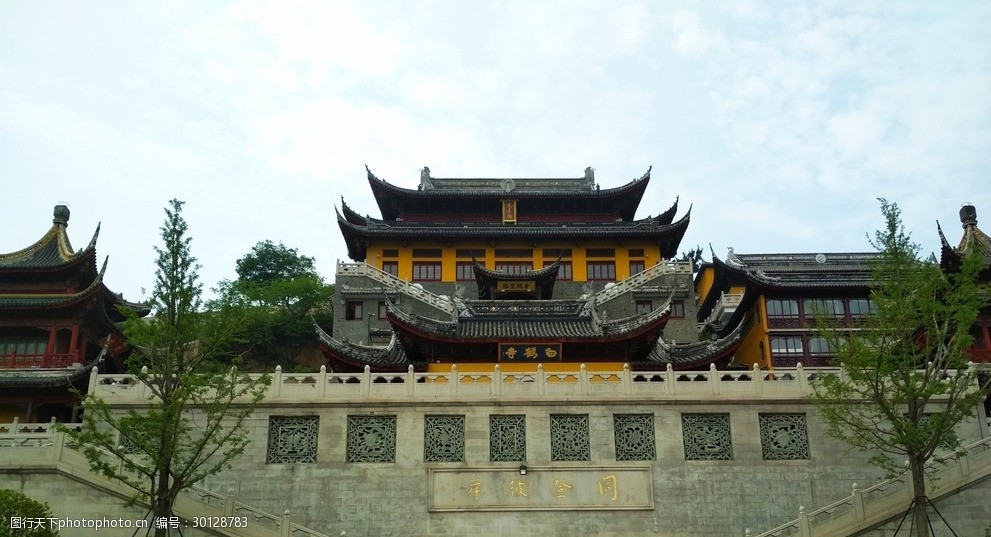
[140,366,150,400]
[537,364,546,395]
[579,364,589,395]
[851,483,865,521]
[11,418,19,438]
[797,363,808,393]
[224,488,235,517]
[958,450,971,478]
[317,365,328,397]
[752,363,763,395]
[798,506,811,537]
[88,365,99,395]
[53,429,66,462]
[708,364,720,395]
[621,363,632,395]
[406,365,415,396]
[665,364,675,395]
[450,365,459,396]
[493,365,503,396]
[281,510,291,537]
[272,366,283,398]
[362,366,372,396]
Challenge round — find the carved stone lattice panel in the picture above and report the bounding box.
[119,433,140,455]
[550,414,590,461]
[614,414,655,461]
[425,416,465,462]
[682,414,732,461]
[490,415,526,462]
[347,415,397,463]
[267,416,318,464]
[759,414,810,460]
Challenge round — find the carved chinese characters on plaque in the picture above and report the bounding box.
[429,467,652,511]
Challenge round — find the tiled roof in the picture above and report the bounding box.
[315,322,421,370]
[715,250,879,288]
[390,298,670,341]
[0,366,92,388]
[644,313,748,368]
[0,208,99,270]
[939,205,991,271]
[337,207,690,261]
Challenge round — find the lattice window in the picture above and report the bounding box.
[614,414,655,461]
[550,414,590,461]
[424,416,465,462]
[682,414,732,460]
[490,415,526,462]
[759,414,810,460]
[267,416,318,464]
[347,415,397,463]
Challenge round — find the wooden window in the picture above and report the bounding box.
[545,261,572,281]
[382,249,399,258]
[670,300,685,318]
[412,262,442,281]
[848,298,876,317]
[766,299,799,318]
[629,261,645,276]
[345,301,363,320]
[412,248,442,258]
[635,300,653,315]
[494,248,532,258]
[378,301,388,320]
[495,262,532,275]
[382,261,398,277]
[628,248,645,257]
[770,336,804,366]
[804,298,845,318]
[455,248,485,259]
[586,248,615,258]
[586,262,616,281]
[456,262,474,281]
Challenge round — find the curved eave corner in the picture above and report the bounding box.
[336,206,368,261]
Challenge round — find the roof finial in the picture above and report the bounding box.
[420,166,433,190]
[53,204,70,227]
[959,203,977,228]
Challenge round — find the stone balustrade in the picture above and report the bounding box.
[336,261,455,313]
[89,363,842,403]
[750,434,991,537]
[592,260,692,305]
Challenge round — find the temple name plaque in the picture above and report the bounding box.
[428,466,653,511]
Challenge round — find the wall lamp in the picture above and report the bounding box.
[518,464,528,476]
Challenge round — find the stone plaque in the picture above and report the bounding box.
[428,466,652,511]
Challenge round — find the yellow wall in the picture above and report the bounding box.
[427,362,631,374]
[732,297,770,370]
[368,242,663,283]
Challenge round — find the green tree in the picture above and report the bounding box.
[813,199,989,537]
[219,241,333,367]
[62,200,269,536]
[0,489,58,537]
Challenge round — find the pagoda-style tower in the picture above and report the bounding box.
[322,167,742,373]
[0,205,148,422]
[939,203,991,363]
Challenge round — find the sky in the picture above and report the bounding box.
[1,1,989,302]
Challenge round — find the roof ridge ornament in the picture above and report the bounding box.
[420,166,433,190]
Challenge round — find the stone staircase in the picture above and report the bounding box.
[750,435,991,537]
[0,420,331,537]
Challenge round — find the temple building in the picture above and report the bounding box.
[940,203,991,363]
[694,249,879,369]
[0,205,147,422]
[321,166,743,373]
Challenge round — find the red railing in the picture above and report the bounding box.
[1,353,80,368]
